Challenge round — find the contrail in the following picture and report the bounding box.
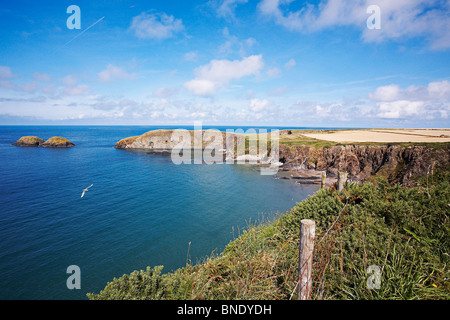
[63,16,105,47]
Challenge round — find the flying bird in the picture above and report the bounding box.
[81,184,93,198]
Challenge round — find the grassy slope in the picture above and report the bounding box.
[88,169,450,300]
[44,136,72,144]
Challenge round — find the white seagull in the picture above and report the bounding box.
[81,184,93,198]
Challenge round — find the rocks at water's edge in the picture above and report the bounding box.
[278,143,450,186]
[115,129,450,186]
[12,136,75,148]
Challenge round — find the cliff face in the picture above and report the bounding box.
[115,129,246,150]
[115,129,449,185]
[279,144,450,185]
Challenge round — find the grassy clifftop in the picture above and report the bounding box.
[88,169,450,300]
[278,129,450,149]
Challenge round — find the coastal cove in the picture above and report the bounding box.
[0,125,320,300]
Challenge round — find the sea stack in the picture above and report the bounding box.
[12,136,45,147]
[40,136,75,148]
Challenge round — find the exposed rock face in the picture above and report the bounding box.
[40,136,75,148]
[116,129,449,185]
[279,144,450,185]
[12,136,44,147]
[115,129,246,150]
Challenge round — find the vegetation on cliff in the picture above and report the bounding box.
[40,136,75,148]
[115,136,140,149]
[12,136,75,148]
[12,136,45,147]
[88,169,449,300]
[114,129,449,186]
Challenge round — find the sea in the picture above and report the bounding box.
[0,125,321,300]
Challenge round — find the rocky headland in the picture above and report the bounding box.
[115,129,245,150]
[115,129,450,186]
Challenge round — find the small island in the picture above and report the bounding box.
[12,136,75,148]
[12,136,45,147]
[40,136,75,148]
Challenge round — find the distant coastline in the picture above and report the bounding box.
[114,128,450,187]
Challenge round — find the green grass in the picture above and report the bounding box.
[88,169,450,300]
[44,136,72,144]
[14,136,44,144]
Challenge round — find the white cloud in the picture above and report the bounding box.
[250,98,270,112]
[42,85,56,95]
[130,12,184,40]
[153,86,179,98]
[217,28,257,57]
[216,0,248,19]
[19,82,38,93]
[368,84,401,101]
[64,84,91,96]
[33,72,51,82]
[0,66,14,79]
[0,80,15,89]
[184,51,199,61]
[266,67,281,78]
[184,79,218,96]
[427,80,450,99]
[284,58,296,69]
[63,75,78,87]
[61,74,91,96]
[184,55,264,96]
[0,81,39,93]
[267,86,288,96]
[377,100,424,119]
[97,64,138,83]
[370,80,450,102]
[370,80,450,119]
[258,0,450,49]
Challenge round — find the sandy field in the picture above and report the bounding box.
[302,129,450,143]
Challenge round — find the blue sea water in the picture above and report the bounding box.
[0,125,320,300]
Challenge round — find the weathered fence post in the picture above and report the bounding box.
[298,219,316,300]
[338,171,348,192]
[321,171,327,189]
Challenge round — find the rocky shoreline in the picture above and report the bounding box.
[278,143,450,186]
[277,168,337,188]
[114,129,450,186]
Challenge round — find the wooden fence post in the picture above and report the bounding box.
[298,219,316,300]
[321,171,326,189]
[338,171,348,192]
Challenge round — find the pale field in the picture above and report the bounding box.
[302,129,450,143]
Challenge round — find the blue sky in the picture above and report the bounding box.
[0,0,449,127]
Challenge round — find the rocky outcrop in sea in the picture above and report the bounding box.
[12,136,75,148]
